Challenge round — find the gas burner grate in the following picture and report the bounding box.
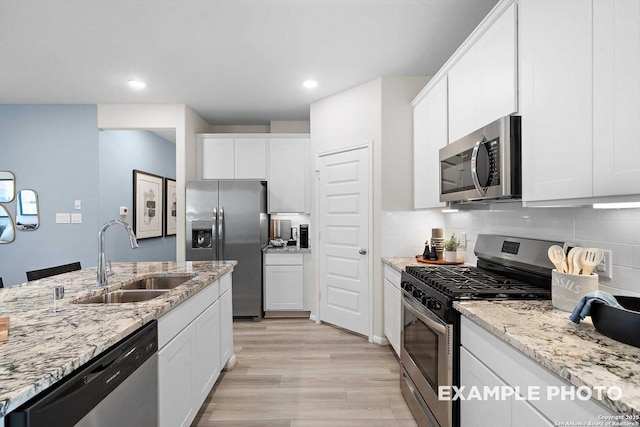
[405,265,550,300]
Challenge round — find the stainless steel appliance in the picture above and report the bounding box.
[7,321,158,427]
[439,116,521,203]
[186,180,268,318]
[270,219,291,239]
[400,234,561,427]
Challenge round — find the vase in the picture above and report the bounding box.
[443,250,457,262]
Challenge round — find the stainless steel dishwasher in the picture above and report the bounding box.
[7,320,158,427]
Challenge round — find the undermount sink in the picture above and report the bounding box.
[121,275,193,290]
[77,289,169,304]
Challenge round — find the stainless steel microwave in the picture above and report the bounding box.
[439,116,521,203]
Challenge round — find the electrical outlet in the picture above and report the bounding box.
[596,249,613,279]
[460,233,467,249]
[55,213,70,224]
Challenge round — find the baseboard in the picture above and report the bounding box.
[372,334,390,347]
[309,313,317,322]
[264,310,310,318]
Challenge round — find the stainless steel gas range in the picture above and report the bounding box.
[399,234,562,427]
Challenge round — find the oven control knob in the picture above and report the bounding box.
[412,289,424,299]
[402,283,413,292]
[427,299,441,310]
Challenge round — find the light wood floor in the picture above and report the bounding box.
[192,318,418,427]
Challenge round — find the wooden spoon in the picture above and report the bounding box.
[547,245,567,273]
[568,247,584,275]
[581,248,604,276]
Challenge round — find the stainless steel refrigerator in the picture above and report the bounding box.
[186,181,268,318]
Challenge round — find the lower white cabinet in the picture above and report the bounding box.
[219,273,234,370]
[264,253,304,311]
[460,317,615,425]
[158,320,197,427]
[158,273,233,427]
[194,300,220,405]
[383,264,401,356]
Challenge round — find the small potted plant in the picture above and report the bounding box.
[443,233,460,262]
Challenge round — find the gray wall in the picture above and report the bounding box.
[98,130,176,263]
[0,106,176,286]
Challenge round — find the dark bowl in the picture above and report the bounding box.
[590,296,640,348]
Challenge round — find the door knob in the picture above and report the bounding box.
[359,248,367,255]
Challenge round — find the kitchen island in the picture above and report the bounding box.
[0,261,235,421]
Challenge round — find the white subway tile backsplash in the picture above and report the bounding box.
[381,210,444,257]
[575,219,640,244]
[633,246,640,269]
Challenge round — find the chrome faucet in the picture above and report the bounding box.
[97,220,139,287]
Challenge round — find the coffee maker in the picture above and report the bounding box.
[299,224,309,248]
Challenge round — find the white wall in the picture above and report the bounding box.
[310,76,425,341]
[382,210,444,257]
[444,203,640,297]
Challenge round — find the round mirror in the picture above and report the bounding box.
[0,205,15,243]
[0,171,16,203]
[16,189,39,231]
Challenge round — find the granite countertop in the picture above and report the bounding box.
[455,300,640,416]
[382,256,426,272]
[263,245,311,254]
[0,261,235,418]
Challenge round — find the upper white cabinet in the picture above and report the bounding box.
[268,137,310,213]
[520,0,640,203]
[593,0,640,197]
[519,0,593,202]
[448,2,517,142]
[199,136,267,180]
[413,76,447,209]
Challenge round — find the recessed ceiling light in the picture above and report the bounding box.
[128,80,146,89]
[303,80,318,89]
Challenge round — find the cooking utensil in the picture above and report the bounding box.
[567,247,584,275]
[591,296,640,348]
[580,248,604,276]
[547,245,567,273]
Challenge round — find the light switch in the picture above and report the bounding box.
[71,213,82,224]
[56,213,71,224]
[74,200,81,210]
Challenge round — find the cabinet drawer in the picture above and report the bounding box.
[264,253,303,265]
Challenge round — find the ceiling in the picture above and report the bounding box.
[0,0,498,126]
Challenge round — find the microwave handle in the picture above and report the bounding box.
[471,140,487,197]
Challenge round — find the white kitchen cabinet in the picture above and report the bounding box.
[593,0,640,197]
[519,0,593,202]
[460,317,615,425]
[383,264,401,356]
[264,253,304,311]
[158,273,233,427]
[219,273,234,370]
[268,137,309,213]
[199,136,267,180]
[413,76,447,209]
[448,1,517,142]
[194,300,220,406]
[158,320,196,427]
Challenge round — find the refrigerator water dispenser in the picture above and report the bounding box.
[191,221,213,248]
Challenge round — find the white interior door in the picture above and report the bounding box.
[318,146,370,336]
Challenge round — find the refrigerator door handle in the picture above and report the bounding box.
[219,205,225,260]
[213,206,218,260]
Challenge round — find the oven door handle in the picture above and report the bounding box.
[402,294,447,335]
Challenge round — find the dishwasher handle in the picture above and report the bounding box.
[7,320,158,427]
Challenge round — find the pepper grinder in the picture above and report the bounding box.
[422,240,430,259]
[429,240,438,260]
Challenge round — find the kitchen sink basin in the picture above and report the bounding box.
[121,275,193,290]
[76,289,169,304]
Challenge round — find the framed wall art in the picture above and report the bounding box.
[133,169,164,239]
[164,177,177,236]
